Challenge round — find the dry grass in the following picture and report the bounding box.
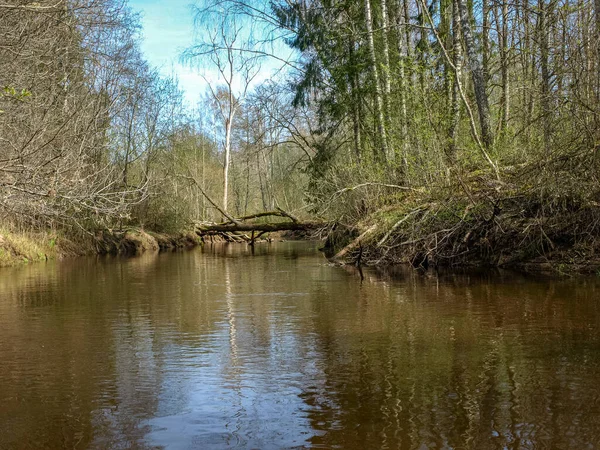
[0,228,57,267]
[0,225,98,268]
[0,225,203,269]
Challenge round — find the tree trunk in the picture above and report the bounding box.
[441,0,453,107]
[501,0,510,131]
[196,221,326,233]
[202,136,206,219]
[223,118,232,215]
[523,0,535,144]
[403,0,415,89]
[448,0,463,160]
[582,0,593,102]
[395,0,409,170]
[364,0,390,162]
[381,0,392,127]
[495,0,510,132]
[482,0,490,83]
[348,41,363,161]
[457,0,494,149]
[538,0,552,151]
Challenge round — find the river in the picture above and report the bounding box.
[1,242,599,449]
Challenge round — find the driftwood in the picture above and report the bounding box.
[186,170,316,238]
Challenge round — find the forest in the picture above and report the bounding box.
[1,0,600,271]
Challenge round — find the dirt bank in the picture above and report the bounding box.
[94,229,201,255]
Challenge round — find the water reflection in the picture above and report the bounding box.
[1,242,600,449]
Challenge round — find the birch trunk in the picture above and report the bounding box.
[364,0,390,162]
[448,0,463,160]
[396,0,409,168]
[381,0,392,124]
[223,118,231,215]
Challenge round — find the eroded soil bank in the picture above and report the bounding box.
[94,230,201,255]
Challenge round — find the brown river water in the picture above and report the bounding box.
[1,242,600,449]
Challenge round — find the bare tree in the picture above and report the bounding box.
[184,17,260,215]
[0,0,150,228]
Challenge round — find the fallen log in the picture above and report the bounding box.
[196,221,327,234]
[226,210,297,223]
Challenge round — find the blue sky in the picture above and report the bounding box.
[128,0,204,106]
[128,0,294,108]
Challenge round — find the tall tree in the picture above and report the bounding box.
[365,0,391,162]
[448,0,463,159]
[538,0,552,151]
[184,18,260,215]
[456,0,494,149]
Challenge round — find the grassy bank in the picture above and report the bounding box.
[0,227,202,269]
[0,228,86,268]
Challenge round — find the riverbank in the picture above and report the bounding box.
[0,228,68,267]
[326,166,600,276]
[0,222,315,269]
[0,227,202,268]
[4,177,600,277]
[94,229,200,255]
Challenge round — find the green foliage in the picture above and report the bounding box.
[0,85,31,114]
[2,85,31,100]
[264,0,600,238]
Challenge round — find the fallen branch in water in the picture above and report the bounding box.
[196,221,327,234]
[330,224,379,263]
[377,208,423,247]
[224,208,298,224]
